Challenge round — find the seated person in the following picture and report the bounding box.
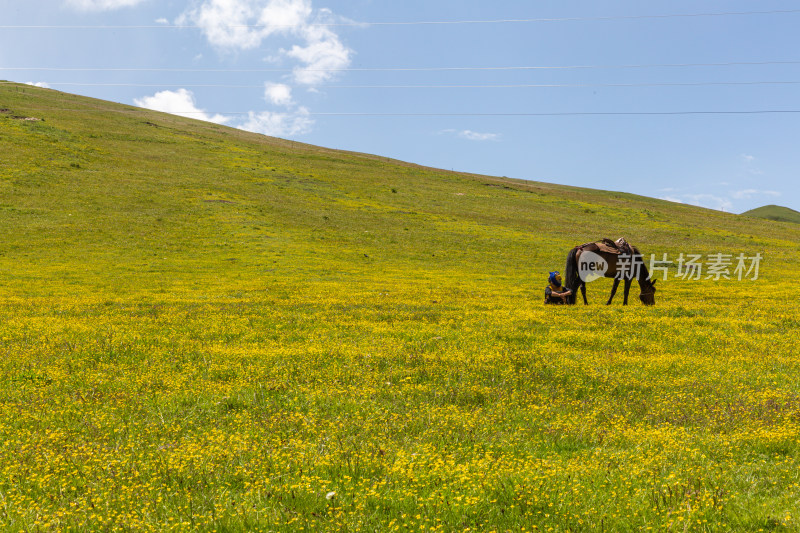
[545,271,572,304]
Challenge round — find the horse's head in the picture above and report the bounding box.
[639,278,657,306]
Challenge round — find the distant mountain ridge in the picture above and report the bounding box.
[742,205,800,225]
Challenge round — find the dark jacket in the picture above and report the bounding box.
[545,284,570,304]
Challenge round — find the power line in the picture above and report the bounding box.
[8,80,800,89]
[252,110,800,116]
[4,60,800,73]
[12,107,800,117]
[1,9,799,29]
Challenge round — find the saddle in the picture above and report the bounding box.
[579,237,632,255]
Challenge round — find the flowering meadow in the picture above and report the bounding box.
[2,83,800,531]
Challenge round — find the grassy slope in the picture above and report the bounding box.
[743,204,800,225]
[3,83,800,531]
[3,83,799,301]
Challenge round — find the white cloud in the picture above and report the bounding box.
[155,17,169,24]
[133,89,230,124]
[177,0,351,85]
[461,130,501,142]
[286,20,352,84]
[683,194,733,212]
[176,0,273,50]
[739,153,764,176]
[171,0,352,137]
[659,188,781,212]
[133,88,314,137]
[659,196,683,204]
[25,81,51,88]
[441,129,501,142]
[238,108,314,136]
[65,0,147,10]
[264,83,294,106]
[731,189,781,200]
[259,0,312,32]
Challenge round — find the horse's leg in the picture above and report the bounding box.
[622,278,632,305]
[581,282,588,305]
[606,278,620,305]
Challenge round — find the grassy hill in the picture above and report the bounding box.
[3,82,799,301]
[2,82,800,531]
[742,204,800,224]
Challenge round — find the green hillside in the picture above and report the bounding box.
[742,204,800,224]
[2,82,798,301]
[3,82,800,532]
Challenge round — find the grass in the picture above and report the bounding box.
[2,82,800,531]
[742,205,800,225]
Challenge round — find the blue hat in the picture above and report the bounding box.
[549,271,562,286]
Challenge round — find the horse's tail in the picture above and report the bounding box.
[632,246,651,280]
[564,246,580,304]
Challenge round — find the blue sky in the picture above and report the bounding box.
[3,0,800,213]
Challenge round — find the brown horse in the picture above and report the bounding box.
[563,238,657,305]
